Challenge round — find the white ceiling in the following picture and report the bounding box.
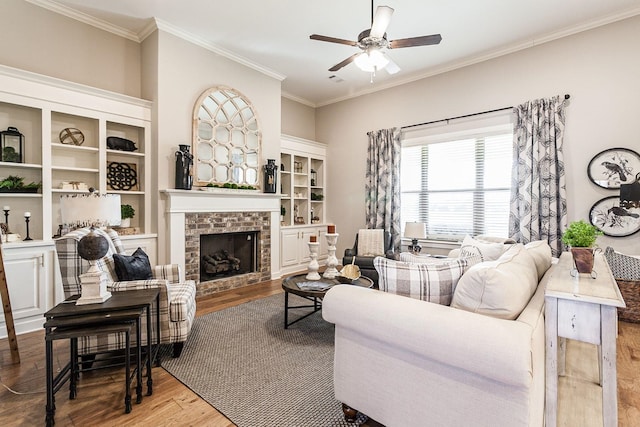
[33,0,640,107]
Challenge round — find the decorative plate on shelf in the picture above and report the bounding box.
[107,162,138,191]
[589,196,640,237]
[587,148,640,189]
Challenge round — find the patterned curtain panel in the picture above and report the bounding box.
[509,95,568,257]
[365,128,402,251]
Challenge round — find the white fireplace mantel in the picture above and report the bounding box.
[161,189,281,280]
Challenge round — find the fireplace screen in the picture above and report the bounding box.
[200,231,258,282]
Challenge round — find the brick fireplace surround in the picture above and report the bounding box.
[162,189,281,298]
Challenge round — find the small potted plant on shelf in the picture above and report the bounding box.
[561,219,603,274]
[120,204,135,228]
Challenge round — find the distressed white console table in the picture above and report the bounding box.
[545,252,625,427]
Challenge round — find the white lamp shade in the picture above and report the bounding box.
[60,193,121,228]
[404,222,426,239]
[354,49,389,72]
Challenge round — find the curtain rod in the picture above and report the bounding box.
[401,94,571,130]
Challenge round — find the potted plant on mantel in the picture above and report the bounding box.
[561,219,603,274]
[120,204,135,228]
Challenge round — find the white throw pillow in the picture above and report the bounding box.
[460,235,507,261]
[524,240,553,280]
[451,244,538,320]
[374,256,468,306]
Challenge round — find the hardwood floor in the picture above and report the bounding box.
[1,279,639,426]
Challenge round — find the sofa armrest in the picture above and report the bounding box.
[322,285,534,387]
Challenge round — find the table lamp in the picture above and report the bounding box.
[60,192,121,304]
[405,222,426,254]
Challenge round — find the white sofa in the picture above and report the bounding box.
[322,241,552,427]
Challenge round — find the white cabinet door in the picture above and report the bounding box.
[0,242,58,337]
[2,254,44,320]
[281,229,301,267]
[299,228,316,263]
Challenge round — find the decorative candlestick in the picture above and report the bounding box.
[306,241,321,280]
[3,206,9,227]
[24,212,32,241]
[323,233,340,279]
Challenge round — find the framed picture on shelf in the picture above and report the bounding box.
[589,196,640,237]
[587,148,640,189]
[107,161,139,191]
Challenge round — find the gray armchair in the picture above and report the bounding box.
[343,230,397,286]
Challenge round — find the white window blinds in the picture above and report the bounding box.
[401,121,513,241]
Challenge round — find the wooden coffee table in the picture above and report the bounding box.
[281,273,374,328]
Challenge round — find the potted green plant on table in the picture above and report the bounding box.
[120,204,135,228]
[561,219,603,274]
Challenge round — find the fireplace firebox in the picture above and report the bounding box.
[200,231,258,282]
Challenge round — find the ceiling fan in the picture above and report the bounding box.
[310,1,442,75]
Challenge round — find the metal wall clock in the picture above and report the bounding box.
[587,147,640,189]
[589,196,640,237]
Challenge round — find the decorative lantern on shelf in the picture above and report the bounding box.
[0,127,25,163]
[263,159,277,193]
[310,169,317,187]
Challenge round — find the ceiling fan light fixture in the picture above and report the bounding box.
[354,49,389,72]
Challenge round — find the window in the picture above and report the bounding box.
[401,123,513,241]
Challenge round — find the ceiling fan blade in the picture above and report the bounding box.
[389,34,442,49]
[384,55,401,75]
[329,53,361,72]
[370,6,394,38]
[310,34,357,46]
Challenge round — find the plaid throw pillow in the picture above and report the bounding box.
[374,257,468,305]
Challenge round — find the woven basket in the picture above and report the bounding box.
[616,279,640,323]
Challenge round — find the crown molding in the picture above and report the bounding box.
[0,63,152,108]
[281,91,316,108]
[151,18,286,82]
[28,2,286,82]
[25,0,141,41]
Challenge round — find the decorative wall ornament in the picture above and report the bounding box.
[590,195,640,237]
[192,86,261,188]
[587,147,640,189]
[107,162,138,191]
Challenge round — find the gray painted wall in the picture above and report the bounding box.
[150,30,282,262]
[317,15,640,256]
[0,0,141,97]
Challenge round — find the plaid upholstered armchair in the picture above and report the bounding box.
[55,227,197,357]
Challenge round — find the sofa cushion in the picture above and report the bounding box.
[374,256,467,305]
[113,247,153,281]
[460,235,508,261]
[451,244,538,320]
[524,240,553,280]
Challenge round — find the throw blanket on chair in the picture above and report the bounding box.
[358,229,385,256]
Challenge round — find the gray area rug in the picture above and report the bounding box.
[160,293,366,427]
